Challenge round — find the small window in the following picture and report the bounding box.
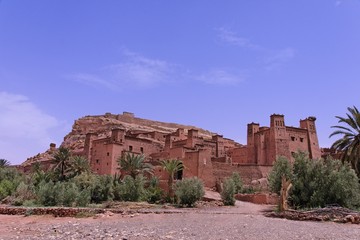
[140,147,144,153]
[107,152,110,156]
[174,169,183,180]
[300,138,304,142]
[96,159,100,164]
[129,146,133,152]
[291,137,295,141]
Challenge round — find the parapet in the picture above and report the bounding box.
[123,112,135,118]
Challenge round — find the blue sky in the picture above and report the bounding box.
[1,0,360,164]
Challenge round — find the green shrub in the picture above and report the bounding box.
[0,167,22,182]
[145,187,163,204]
[11,181,35,206]
[230,172,243,194]
[61,182,79,207]
[76,188,91,207]
[90,175,114,203]
[221,178,236,206]
[0,180,14,200]
[36,180,56,206]
[268,152,360,209]
[36,179,90,207]
[22,200,38,207]
[268,156,293,194]
[145,176,163,204]
[115,175,145,202]
[0,167,23,200]
[175,177,204,207]
[291,156,360,209]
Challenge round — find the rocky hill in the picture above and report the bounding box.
[21,112,240,168]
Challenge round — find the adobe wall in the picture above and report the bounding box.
[286,127,309,162]
[183,149,215,187]
[91,140,120,175]
[169,147,186,159]
[229,147,248,164]
[254,129,270,165]
[212,162,272,184]
[123,137,162,155]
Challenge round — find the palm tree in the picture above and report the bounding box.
[0,159,10,168]
[52,147,72,181]
[31,162,52,185]
[69,155,91,177]
[161,159,184,200]
[117,153,153,179]
[330,106,360,176]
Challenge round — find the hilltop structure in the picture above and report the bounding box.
[21,112,321,187]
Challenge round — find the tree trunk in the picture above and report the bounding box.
[168,173,174,202]
[279,176,292,212]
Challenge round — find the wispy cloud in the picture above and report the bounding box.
[264,47,296,71]
[0,92,63,164]
[335,0,342,6]
[195,69,245,86]
[216,27,261,50]
[216,27,296,71]
[71,49,177,90]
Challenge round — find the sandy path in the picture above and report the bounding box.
[0,202,359,240]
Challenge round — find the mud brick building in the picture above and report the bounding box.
[82,113,321,187]
[228,114,321,165]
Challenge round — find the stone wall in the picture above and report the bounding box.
[0,207,105,217]
[235,193,279,205]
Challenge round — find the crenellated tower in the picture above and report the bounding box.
[269,114,291,164]
[247,123,259,164]
[300,116,321,159]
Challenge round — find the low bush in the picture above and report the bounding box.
[145,176,163,204]
[268,156,293,194]
[114,175,146,202]
[221,178,235,206]
[175,177,204,207]
[291,156,360,209]
[36,180,56,206]
[90,175,114,203]
[268,152,360,209]
[230,172,243,194]
[0,167,23,200]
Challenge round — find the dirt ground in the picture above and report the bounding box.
[0,201,360,240]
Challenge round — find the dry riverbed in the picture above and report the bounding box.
[0,201,360,240]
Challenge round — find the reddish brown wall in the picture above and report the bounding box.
[183,149,215,187]
[212,162,272,184]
